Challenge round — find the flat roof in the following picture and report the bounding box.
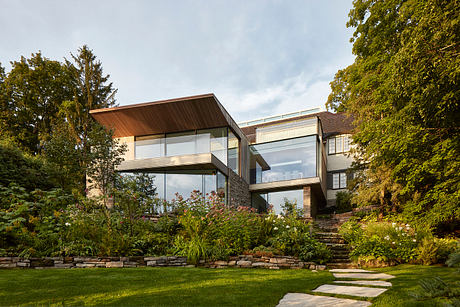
[90,93,244,139]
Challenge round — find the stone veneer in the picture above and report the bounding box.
[228,170,251,208]
[0,255,327,270]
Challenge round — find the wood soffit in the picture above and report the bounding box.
[90,94,239,138]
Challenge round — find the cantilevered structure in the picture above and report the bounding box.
[90,93,354,218]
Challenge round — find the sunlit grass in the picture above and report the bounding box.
[0,267,332,306]
[371,265,459,307]
[1,265,457,306]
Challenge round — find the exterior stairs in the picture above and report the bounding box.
[315,232,358,269]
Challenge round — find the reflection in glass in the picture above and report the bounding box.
[228,130,239,174]
[204,173,217,196]
[251,189,303,214]
[166,131,196,156]
[135,134,165,159]
[134,128,228,166]
[249,136,317,184]
[165,173,202,201]
[217,171,227,202]
[198,128,227,164]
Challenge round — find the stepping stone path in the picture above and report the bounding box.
[277,268,395,307]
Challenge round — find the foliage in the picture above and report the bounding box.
[0,138,56,192]
[0,53,72,154]
[85,124,127,205]
[446,250,460,268]
[340,220,431,265]
[335,190,354,213]
[417,237,459,266]
[0,46,118,194]
[0,184,75,257]
[410,277,460,301]
[327,0,460,231]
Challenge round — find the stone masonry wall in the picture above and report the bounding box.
[0,255,327,270]
[228,170,251,208]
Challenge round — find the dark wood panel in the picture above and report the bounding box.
[91,94,230,138]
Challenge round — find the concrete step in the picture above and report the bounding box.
[326,262,359,269]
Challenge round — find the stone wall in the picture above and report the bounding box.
[228,169,251,208]
[0,255,327,270]
[0,256,187,269]
[204,255,327,270]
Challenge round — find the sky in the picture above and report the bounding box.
[0,0,355,122]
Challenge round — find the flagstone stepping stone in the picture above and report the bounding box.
[277,293,371,307]
[334,280,392,287]
[330,269,373,273]
[313,284,388,297]
[333,273,395,280]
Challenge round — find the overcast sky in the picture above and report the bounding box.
[0,0,355,122]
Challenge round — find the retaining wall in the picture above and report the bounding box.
[0,255,327,270]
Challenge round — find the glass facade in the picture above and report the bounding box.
[120,170,227,203]
[249,136,317,184]
[251,189,303,214]
[228,130,239,174]
[135,127,228,165]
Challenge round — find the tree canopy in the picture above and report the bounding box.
[0,46,119,194]
[327,0,459,230]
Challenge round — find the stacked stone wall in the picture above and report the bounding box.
[228,170,251,208]
[0,255,327,270]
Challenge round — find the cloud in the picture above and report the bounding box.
[217,71,336,122]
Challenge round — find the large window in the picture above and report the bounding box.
[134,128,228,165]
[122,170,227,203]
[328,134,350,155]
[251,189,303,214]
[249,136,317,184]
[228,130,239,174]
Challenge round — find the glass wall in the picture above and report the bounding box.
[135,135,165,159]
[251,189,303,214]
[134,127,228,165]
[249,135,317,184]
[228,130,239,174]
[120,170,227,204]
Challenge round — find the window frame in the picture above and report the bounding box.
[328,134,351,155]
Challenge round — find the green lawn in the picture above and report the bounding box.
[0,267,332,306]
[0,265,457,306]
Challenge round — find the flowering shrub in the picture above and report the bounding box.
[339,219,458,266]
[1,184,332,264]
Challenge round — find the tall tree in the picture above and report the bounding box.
[327,0,459,230]
[0,54,72,154]
[52,45,117,192]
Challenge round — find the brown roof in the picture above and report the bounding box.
[240,111,354,143]
[90,93,245,139]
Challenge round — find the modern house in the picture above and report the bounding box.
[90,93,354,218]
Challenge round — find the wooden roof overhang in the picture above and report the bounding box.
[90,93,245,140]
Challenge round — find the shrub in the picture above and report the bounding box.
[340,220,425,265]
[417,237,459,265]
[335,191,354,213]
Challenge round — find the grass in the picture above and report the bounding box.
[0,267,332,306]
[371,265,459,307]
[0,265,457,306]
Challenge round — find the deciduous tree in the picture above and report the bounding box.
[327,0,459,230]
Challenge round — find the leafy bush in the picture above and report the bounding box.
[340,220,427,265]
[417,237,459,265]
[335,191,354,213]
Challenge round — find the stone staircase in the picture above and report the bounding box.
[315,232,357,269]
